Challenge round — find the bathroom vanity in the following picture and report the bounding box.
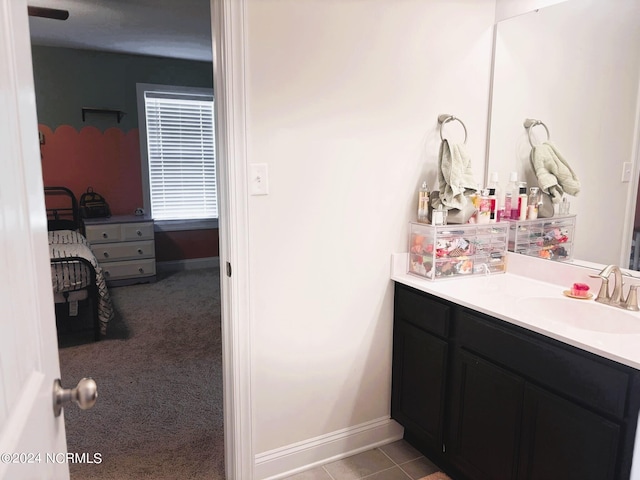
[391,253,640,480]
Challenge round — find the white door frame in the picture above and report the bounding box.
[211,1,254,478]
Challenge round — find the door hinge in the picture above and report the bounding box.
[226,262,232,277]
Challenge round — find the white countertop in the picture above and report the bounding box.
[391,252,640,370]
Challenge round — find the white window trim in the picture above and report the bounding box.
[136,82,217,231]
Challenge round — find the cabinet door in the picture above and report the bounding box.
[449,350,524,480]
[392,320,447,452]
[518,384,620,480]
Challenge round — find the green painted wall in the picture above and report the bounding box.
[31,46,213,131]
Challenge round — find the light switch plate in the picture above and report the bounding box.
[622,162,633,183]
[250,163,269,195]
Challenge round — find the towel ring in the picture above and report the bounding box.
[438,114,467,144]
[523,118,550,148]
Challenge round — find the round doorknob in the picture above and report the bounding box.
[53,377,98,417]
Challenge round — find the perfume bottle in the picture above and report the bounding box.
[432,204,448,226]
[559,197,571,215]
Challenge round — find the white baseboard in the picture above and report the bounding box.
[254,417,404,480]
[156,257,220,272]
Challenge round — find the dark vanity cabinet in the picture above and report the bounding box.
[392,284,450,454]
[391,283,640,480]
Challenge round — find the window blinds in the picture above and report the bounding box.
[144,92,217,220]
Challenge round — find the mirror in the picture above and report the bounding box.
[487,0,640,267]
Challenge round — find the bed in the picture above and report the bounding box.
[45,186,113,339]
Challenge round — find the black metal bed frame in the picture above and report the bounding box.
[45,186,101,340]
[45,186,81,231]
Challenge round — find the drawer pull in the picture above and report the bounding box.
[104,271,110,277]
[102,232,108,238]
[103,252,109,258]
[138,249,143,255]
[138,268,144,274]
[136,230,142,236]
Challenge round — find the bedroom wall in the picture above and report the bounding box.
[32,45,218,261]
[242,0,496,475]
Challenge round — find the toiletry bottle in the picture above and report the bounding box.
[488,172,502,222]
[488,188,497,223]
[417,181,430,224]
[432,204,447,226]
[518,182,528,221]
[469,184,481,224]
[478,188,491,224]
[504,171,518,220]
[527,187,540,220]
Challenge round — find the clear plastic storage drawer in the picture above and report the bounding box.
[507,215,576,261]
[408,222,508,280]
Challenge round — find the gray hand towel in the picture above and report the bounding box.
[530,141,580,203]
[437,139,477,210]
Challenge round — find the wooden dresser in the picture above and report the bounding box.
[83,215,156,286]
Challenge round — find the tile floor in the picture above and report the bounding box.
[282,440,449,480]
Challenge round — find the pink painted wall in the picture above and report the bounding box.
[40,125,143,215]
[40,124,219,260]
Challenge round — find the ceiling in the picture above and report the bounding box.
[27,0,213,62]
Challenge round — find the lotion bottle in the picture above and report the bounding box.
[478,188,491,224]
[518,183,528,221]
[417,181,430,224]
[527,187,541,220]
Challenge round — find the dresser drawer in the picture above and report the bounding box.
[92,240,155,262]
[102,259,156,281]
[122,222,154,241]
[85,224,123,243]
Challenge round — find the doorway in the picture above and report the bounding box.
[28,3,226,479]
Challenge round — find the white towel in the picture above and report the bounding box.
[530,141,580,203]
[437,139,477,210]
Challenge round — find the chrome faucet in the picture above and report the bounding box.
[592,265,639,311]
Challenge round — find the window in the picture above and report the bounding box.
[137,83,217,230]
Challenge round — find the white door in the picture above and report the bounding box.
[0,0,70,478]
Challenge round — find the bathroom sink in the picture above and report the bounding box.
[517,297,640,334]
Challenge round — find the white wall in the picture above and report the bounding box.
[243,0,495,474]
[488,0,640,265]
[494,0,567,22]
